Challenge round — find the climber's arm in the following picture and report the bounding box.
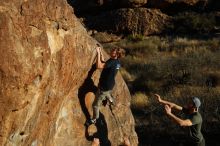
[96,47,105,69]
[100,50,105,62]
[154,94,182,111]
[165,105,193,126]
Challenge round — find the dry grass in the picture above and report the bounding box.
[103,35,220,135]
[131,92,149,110]
[119,67,135,82]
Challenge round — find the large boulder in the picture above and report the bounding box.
[0,0,138,146]
[85,8,171,35]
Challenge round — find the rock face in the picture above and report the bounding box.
[85,8,171,35]
[0,0,138,146]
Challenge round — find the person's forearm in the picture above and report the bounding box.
[160,99,173,106]
[160,99,182,110]
[100,49,104,60]
[96,52,102,68]
[167,112,184,126]
[160,99,176,108]
[100,52,105,62]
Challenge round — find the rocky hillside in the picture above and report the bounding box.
[0,0,138,146]
[71,0,220,13]
[69,0,220,36]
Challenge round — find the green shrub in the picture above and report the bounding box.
[174,12,216,34]
[103,34,220,138]
[127,34,144,42]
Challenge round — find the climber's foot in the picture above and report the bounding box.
[108,97,115,106]
[85,118,96,127]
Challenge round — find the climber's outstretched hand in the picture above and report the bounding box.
[96,46,101,54]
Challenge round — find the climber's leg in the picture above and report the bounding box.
[104,91,115,105]
[92,90,106,121]
[85,90,113,126]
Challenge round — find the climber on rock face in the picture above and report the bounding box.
[88,44,123,125]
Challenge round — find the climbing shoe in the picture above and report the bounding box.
[107,97,115,106]
[85,119,96,126]
[90,119,97,124]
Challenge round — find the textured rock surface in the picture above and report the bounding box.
[0,0,138,146]
[85,8,171,35]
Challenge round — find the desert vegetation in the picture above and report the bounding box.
[90,5,220,146]
[103,34,220,145]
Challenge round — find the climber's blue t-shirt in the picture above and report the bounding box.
[99,58,120,91]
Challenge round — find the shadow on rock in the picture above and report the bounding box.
[78,64,111,145]
[85,112,111,146]
[78,64,97,121]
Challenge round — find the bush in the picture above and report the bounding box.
[103,34,220,144]
[173,12,216,34]
[127,34,144,42]
[131,92,149,110]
